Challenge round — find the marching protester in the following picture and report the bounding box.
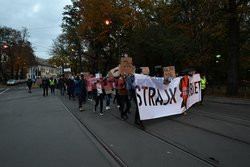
[67,76,76,100]
[118,75,131,120]
[113,77,121,108]
[49,77,56,95]
[93,73,105,115]
[58,75,66,96]
[75,75,87,111]
[200,74,207,104]
[127,68,145,129]
[42,77,49,96]
[104,76,113,111]
[27,78,33,93]
[87,75,94,101]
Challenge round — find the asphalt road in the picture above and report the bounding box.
[0,86,113,167]
[1,86,250,167]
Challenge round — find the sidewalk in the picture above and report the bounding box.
[205,95,250,105]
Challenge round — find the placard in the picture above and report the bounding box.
[81,72,90,77]
[110,66,120,78]
[163,66,176,78]
[120,57,134,75]
[141,67,150,75]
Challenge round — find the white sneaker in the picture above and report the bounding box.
[117,105,120,108]
[100,113,104,116]
[106,106,111,110]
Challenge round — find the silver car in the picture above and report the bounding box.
[7,79,17,86]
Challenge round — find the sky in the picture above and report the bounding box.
[0,0,72,59]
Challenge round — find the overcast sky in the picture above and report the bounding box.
[0,0,72,59]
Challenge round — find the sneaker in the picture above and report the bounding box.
[79,107,83,111]
[100,113,104,116]
[117,105,120,108]
[106,106,111,110]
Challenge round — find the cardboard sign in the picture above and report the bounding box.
[109,66,120,78]
[141,67,150,75]
[81,72,90,77]
[120,57,134,75]
[95,73,102,79]
[163,66,176,79]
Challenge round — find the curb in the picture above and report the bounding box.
[205,96,250,106]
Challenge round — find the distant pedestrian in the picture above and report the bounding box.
[49,77,56,95]
[27,78,33,93]
[200,74,207,104]
[42,77,49,96]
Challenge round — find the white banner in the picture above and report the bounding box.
[135,74,201,120]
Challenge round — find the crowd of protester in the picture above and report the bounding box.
[30,66,207,131]
[39,68,145,129]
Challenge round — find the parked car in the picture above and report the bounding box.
[7,79,17,86]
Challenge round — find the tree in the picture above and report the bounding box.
[49,34,70,73]
[0,26,36,81]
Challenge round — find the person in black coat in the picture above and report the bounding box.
[41,77,49,96]
[67,76,75,100]
[78,74,87,111]
[27,78,33,93]
[58,75,66,96]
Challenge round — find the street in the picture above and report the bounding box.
[0,86,250,167]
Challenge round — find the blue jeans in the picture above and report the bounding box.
[106,94,112,107]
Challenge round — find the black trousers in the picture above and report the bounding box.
[28,86,32,93]
[131,90,142,125]
[113,92,120,106]
[119,95,131,118]
[95,94,104,113]
[79,94,86,108]
[201,89,205,103]
[50,85,55,94]
[43,87,48,96]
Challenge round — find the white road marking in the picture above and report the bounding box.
[0,88,10,95]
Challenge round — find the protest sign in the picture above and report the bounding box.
[120,57,134,76]
[141,67,150,75]
[134,74,201,120]
[95,73,102,79]
[110,66,120,78]
[163,66,176,79]
[81,72,90,77]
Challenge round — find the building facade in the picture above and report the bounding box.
[26,58,60,80]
